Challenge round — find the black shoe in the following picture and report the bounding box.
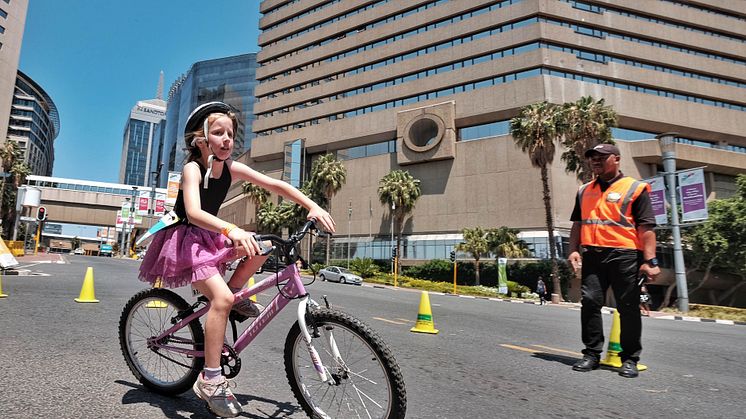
[572,355,600,372]
[619,360,639,378]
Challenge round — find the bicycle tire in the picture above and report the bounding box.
[119,288,205,395]
[284,308,407,419]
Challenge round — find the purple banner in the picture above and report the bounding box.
[678,169,708,222]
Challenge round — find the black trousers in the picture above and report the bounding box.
[580,247,643,362]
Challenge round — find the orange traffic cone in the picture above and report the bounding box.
[247,276,257,302]
[600,309,647,371]
[0,271,8,298]
[146,277,168,308]
[74,267,99,303]
[410,291,439,334]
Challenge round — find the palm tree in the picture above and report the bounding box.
[377,170,422,273]
[487,226,531,258]
[510,101,563,301]
[310,153,347,264]
[256,202,284,235]
[456,227,489,286]
[560,96,618,182]
[0,141,30,238]
[242,181,270,229]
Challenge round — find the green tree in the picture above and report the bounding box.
[560,96,618,182]
[0,141,31,238]
[377,170,422,273]
[309,153,347,264]
[71,236,82,250]
[487,226,531,258]
[256,202,284,235]
[456,227,490,286]
[242,181,270,228]
[510,101,563,300]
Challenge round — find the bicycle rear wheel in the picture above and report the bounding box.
[119,288,204,395]
[284,308,406,419]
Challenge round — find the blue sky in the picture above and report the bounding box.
[19,0,262,183]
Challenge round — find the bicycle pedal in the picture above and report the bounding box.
[229,311,250,323]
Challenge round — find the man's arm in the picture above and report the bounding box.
[637,225,661,281]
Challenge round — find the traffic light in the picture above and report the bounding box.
[450,250,456,262]
[36,206,47,221]
[391,247,397,259]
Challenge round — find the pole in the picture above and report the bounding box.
[347,201,352,268]
[657,133,689,312]
[453,261,457,294]
[394,256,398,288]
[34,222,40,255]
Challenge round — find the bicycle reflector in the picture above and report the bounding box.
[36,206,48,221]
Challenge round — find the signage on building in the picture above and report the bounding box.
[166,172,181,206]
[135,105,166,117]
[42,223,63,235]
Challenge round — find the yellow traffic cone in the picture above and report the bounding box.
[74,267,100,303]
[0,271,8,298]
[600,309,647,371]
[247,276,257,302]
[146,277,168,308]
[410,291,439,334]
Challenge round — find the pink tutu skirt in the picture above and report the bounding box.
[138,224,237,288]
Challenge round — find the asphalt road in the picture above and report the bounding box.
[0,256,744,418]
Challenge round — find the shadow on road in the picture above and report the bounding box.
[116,379,302,418]
[531,352,579,367]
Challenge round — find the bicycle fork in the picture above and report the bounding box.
[297,296,343,385]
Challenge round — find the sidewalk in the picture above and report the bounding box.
[11,253,67,265]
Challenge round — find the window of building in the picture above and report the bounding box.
[282,139,304,187]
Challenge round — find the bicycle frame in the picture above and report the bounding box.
[147,261,331,382]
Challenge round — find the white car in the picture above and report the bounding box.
[318,266,363,285]
[73,248,85,255]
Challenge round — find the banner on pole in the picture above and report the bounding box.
[497,257,508,295]
[644,176,668,225]
[137,190,150,216]
[155,192,166,216]
[166,172,181,207]
[678,168,708,222]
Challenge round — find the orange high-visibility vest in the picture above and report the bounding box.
[578,176,650,250]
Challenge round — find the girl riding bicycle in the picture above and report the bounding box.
[138,101,335,417]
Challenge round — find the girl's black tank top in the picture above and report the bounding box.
[172,161,232,223]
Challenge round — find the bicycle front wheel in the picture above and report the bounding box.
[119,288,205,395]
[284,308,406,419]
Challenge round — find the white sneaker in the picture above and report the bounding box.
[193,373,242,417]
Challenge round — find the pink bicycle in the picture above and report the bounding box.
[119,220,406,418]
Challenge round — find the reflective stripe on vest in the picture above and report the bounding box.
[578,177,648,250]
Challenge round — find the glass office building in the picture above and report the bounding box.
[159,53,258,186]
[119,98,166,186]
[6,70,59,176]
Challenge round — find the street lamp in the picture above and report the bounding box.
[125,186,137,256]
[657,132,689,313]
[347,201,352,268]
[390,201,395,274]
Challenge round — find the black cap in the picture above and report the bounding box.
[584,143,620,157]
[184,101,233,136]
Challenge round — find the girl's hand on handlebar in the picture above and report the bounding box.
[228,227,263,256]
[308,206,336,234]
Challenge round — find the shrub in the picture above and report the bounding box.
[349,258,379,278]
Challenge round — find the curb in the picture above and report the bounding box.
[362,283,745,327]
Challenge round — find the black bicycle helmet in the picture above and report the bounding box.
[184,101,233,137]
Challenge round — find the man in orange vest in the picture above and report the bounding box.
[567,143,661,378]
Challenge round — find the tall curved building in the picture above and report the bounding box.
[7,70,59,176]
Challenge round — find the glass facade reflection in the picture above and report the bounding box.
[6,71,59,176]
[161,53,258,186]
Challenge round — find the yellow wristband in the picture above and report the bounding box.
[221,223,237,237]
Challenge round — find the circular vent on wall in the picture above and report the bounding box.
[403,114,445,153]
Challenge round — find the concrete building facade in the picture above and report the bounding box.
[220,0,745,264]
[7,70,59,175]
[0,0,27,146]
